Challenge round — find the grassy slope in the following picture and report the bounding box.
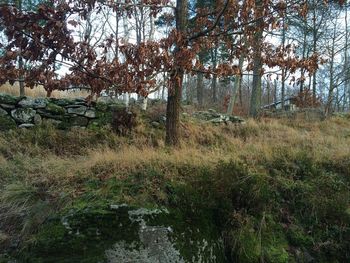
[0,115,350,262]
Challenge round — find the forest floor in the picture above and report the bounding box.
[0,112,350,262]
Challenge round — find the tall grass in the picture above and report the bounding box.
[0,82,90,98]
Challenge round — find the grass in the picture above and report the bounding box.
[0,82,90,98]
[0,114,350,262]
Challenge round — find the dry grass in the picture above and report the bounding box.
[0,82,90,98]
[1,116,349,191]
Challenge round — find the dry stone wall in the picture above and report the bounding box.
[0,93,123,131]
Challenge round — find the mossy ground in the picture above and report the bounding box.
[0,112,350,262]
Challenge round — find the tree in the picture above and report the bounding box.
[0,0,322,146]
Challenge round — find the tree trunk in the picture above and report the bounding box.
[18,55,25,97]
[165,0,187,146]
[312,0,317,102]
[211,45,218,103]
[325,25,337,115]
[196,72,204,107]
[249,0,263,117]
[345,9,349,110]
[300,17,307,93]
[281,16,286,110]
[18,0,25,97]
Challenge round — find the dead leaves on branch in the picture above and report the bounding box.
[0,0,325,96]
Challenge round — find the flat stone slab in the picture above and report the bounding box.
[67,106,87,115]
[18,97,47,109]
[19,123,35,128]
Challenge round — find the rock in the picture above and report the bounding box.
[67,106,87,115]
[45,103,66,115]
[18,97,47,109]
[85,109,96,118]
[64,104,84,108]
[11,108,36,123]
[34,114,42,125]
[0,107,8,116]
[36,110,64,120]
[0,115,17,131]
[192,110,244,124]
[19,123,35,128]
[0,103,16,110]
[228,115,245,123]
[151,121,161,128]
[50,98,71,107]
[22,205,226,263]
[0,93,19,105]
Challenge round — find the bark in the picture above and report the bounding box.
[249,0,263,117]
[196,52,205,107]
[300,17,307,93]
[211,46,218,103]
[312,0,317,101]
[123,12,130,105]
[17,0,25,97]
[281,16,286,110]
[18,54,25,97]
[325,25,337,115]
[165,0,187,146]
[345,10,350,110]
[196,72,204,107]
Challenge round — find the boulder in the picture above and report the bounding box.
[21,205,226,263]
[18,97,47,109]
[67,106,87,115]
[11,108,36,123]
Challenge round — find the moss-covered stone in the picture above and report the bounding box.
[45,103,66,115]
[0,93,19,105]
[10,108,36,123]
[0,115,16,131]
[17,204,226,263]
[49,98,71,107]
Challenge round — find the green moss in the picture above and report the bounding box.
[50,98,72,107]
[0,93,19,105]
[45,103,66,115]
[0,115,17,131]
[19,206,140,263]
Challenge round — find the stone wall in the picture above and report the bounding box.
[0,93,122,131]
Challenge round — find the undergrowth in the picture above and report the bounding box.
[0,116,349,262]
